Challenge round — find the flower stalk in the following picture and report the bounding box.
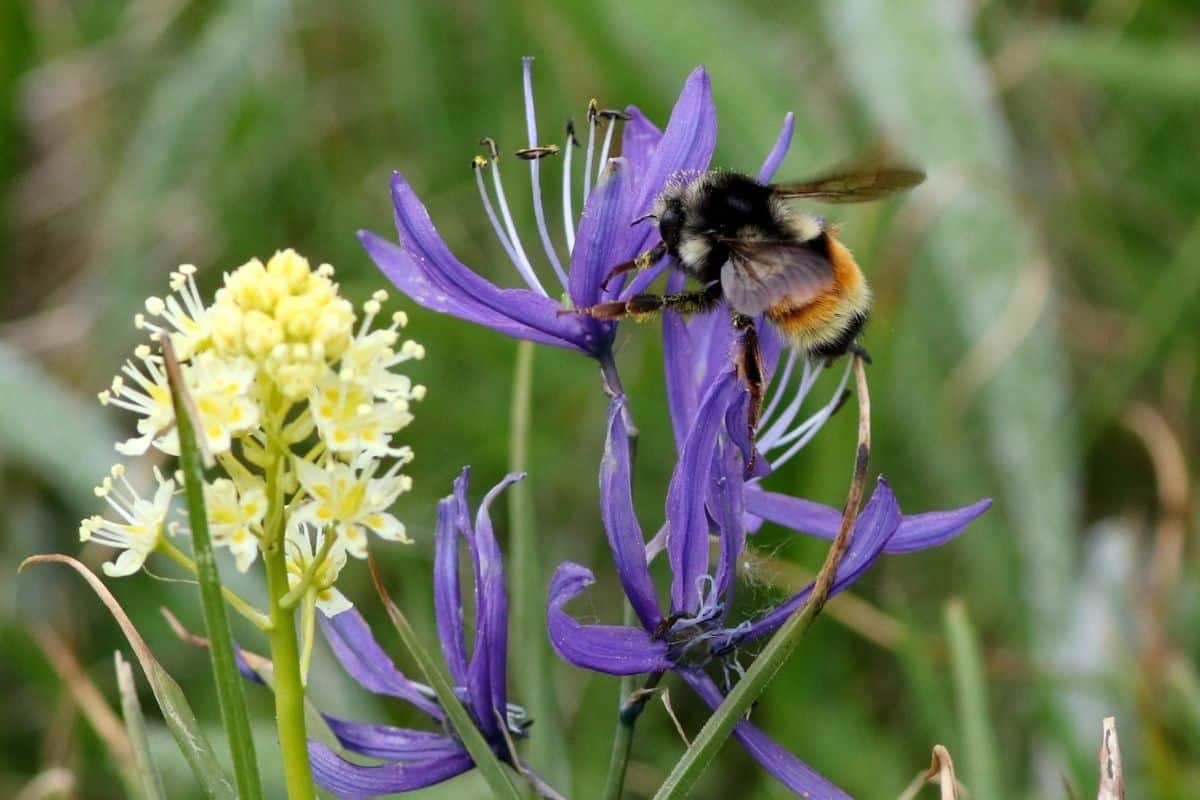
[260,445,317,800]
[604,670,662,800]
[161,339,263,800]
[651,355,872,799]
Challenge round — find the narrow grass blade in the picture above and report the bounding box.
[162,340,263,800]
[368,555,523,800]
[20,554,236,800]
[115,651,167,800]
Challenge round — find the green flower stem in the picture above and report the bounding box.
[652,356,872,800]
[509,340,570,790]
[157,539,271,630]
[604,670,663,800]
[262,450,317,800]
[162,340,263,800]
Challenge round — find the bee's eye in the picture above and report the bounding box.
[658,206,683,245]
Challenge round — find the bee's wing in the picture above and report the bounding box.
[720,240,835,317]
[770,165,924,203]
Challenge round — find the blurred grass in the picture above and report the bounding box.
[2,0,1198,798]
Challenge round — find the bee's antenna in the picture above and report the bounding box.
[630,212,657,226]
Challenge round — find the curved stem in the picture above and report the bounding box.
[652,355,872,799]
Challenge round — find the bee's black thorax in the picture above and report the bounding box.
[660,172,793,284]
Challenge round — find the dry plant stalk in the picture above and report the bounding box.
[897,744,963,800]
[1097,716,1125,800]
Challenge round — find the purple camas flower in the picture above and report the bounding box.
[360,57,717,359]
[306,468,559,798]
[548,384,989,797]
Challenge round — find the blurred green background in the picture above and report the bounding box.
[2,1,1198,798]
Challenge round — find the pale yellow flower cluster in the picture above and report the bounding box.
[83,250,423,614]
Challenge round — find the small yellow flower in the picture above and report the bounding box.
[187,352,260,455]
[210,250,355,400]
[79,465,175,577]
[339,291,427,404]
[292,457,412,558]
[136,264,210,360]
[285,522,351,616]
[309,374,414,458]
[100,345,175,456]
[205,478,266,572]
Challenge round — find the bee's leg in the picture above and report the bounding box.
[847,341,873,364]
[600,242,667,291]
[562,283,722,321]
[731,313,765,466]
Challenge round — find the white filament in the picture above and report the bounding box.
[596,116,617,184]
[473,166,526,286]
[486,156,547,297]
[562,127,576,253]
[583,107,597,202]
[521,58,569,289]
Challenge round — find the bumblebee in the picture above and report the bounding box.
[565,160,923,436]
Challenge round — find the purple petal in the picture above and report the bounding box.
[360,230,584,352]
[323,717,464,761]
[736,479,903,643]
[756,112,795,183]
[547,563,673,675]
[372,172,613,354]
[434,490,468,686]
[623,67,719,293]
[571,158,636,308]
[620,105,663,187]
[743,486,991,554]
[885,498,994,553]
[669,373,740,613]
[601,398,664,630]
[451,469,498,738]
[308,742,474,798]
[319,609,443,720]
[680,669,852,799]
[710,406,748,602]
[473,472,523,727]
[662,271,701,453]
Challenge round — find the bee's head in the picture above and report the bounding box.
[652,190,686,251]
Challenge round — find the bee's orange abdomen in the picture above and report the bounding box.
[765,233,869,352]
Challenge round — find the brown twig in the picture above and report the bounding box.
[896,744,964,800]
[802,353,872,620]
[1097,717,1125,800]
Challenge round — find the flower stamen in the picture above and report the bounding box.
[583,99,598,201]
[756,355,854,473]
[562,119,579,253]
[520,56,569,290]
[595,108,629,186]
[479,137,548,297]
